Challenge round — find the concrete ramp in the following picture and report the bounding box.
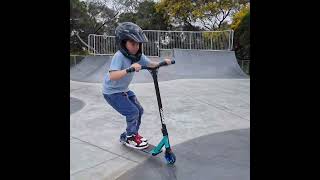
[70,50,248,83]
[70,55,112,83]
[170,49,248,79]
[116,128,250,180]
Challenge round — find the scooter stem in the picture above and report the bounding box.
[149,69,169,136]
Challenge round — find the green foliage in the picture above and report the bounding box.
[231,4,249,30]
[118,0,171,30]
[70,0,117,53]
[231,4,250,60]
[156,0,249,30]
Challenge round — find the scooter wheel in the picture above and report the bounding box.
[165,151,176,164]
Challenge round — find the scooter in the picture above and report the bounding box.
[120,59,176,164]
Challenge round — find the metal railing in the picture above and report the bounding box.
[88,34,116,55]
[88,30,234,56]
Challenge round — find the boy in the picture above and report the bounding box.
[103,22,171,149]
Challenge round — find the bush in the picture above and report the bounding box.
[232,5,250,60]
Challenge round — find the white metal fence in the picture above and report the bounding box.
[88,34,116,55]
[88,30,234,56]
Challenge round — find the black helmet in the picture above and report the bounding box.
[115,22,148,63]
[115,22,148,43]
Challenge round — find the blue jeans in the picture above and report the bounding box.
[103,90,144,136]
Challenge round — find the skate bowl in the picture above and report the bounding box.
[116,128,250,180]
[70,97,85,114]
[70,49,250,180]
[70,49,248,84]
[70,55,112,83]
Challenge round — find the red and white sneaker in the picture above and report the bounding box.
[136,133,148,142]
[125,134,148,149]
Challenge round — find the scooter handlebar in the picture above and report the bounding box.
[126,60,175,73]
[141,60,175,70]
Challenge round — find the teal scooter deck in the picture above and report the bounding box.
[122,143,162,156]
[140,144,161,155]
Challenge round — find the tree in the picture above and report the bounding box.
[87,0,118,34]
[118,0,171,30]
[70,0,119,54]
[156,0,249,31]
[118,12,137,25]
[156,0,196,30]
[113,0,142,13]
[231,4,250,60]
[70,0,93,54]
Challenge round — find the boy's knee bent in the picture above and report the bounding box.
[138,106,144,115]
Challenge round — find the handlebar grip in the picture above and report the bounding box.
[126,67,135,73]
[141,66,148,70]
[140,59,175,70]
[158,61,167,67]
[158,60,175,67]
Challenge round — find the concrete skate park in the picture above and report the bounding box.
[70,49,250,180]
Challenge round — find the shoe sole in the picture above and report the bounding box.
[124,142,149,150]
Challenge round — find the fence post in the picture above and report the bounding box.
[88,35,90,54]
[211,32,213,50]
[158,31,160,57]
[93,35,96,56]
[189,32,192,49]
